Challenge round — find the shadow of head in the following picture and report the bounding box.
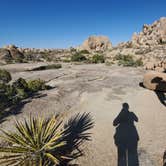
[122,102,129,110]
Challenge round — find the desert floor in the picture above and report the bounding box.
[1,63,166,166]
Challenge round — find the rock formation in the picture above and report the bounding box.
[132,17,166,48]
[143,71,166,91]
[80,35,112,51]
[0,48,12,62]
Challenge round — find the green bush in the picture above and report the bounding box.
[16,88,29,99]
[135,59,143,66]
[0,69,12,83]
[79,50,90,54]
[62,58,71,63]
[0,83,18,109]
[114,54,143,67]
[27,79,46,92]
[70,47,77,52]
[12,78,29,99]
[0,70,52,111]
[13,78,28,90]
[91,54,105,63]
[71,52,87,62]
[41,53,53,62]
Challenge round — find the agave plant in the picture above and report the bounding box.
[0,113,94,166]
[0,115,67,166]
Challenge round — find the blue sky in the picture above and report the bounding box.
[0,0,165,48]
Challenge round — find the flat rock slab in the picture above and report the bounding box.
[0,63,165,166]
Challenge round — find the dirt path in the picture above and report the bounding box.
[1,63,166,165]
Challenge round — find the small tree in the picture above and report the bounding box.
[0,69,12,83]
[71,52,87,62]
[91,54,105,63]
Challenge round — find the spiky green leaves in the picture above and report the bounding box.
[0,116,66,166]
[0,113,94,166]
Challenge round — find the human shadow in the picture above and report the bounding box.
[163,150,166,166]
[58,113,94,166]
[151,77,166,107]
[113,103,139,166]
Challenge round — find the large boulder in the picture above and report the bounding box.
[143,71,166,91]
[4,45,25,61]
[80,35,112,51]
[0,48,12,62]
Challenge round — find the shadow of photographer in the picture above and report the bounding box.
[113,103,139,166]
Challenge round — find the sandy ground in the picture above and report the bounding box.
[1,63,166,166]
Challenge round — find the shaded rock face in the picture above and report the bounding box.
[81,35,112,51]
[132,17,166,47]
[0,49,12,62]
[9,47,24,60]
[3,45,25,62]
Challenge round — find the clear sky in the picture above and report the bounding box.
[0,0,165,48]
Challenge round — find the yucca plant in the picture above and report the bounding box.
[0,115,67,166]
[0,113,94,166]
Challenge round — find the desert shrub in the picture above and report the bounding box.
[114,54,143,67]
[0,69,12,83]
[91,54,105,63]
[13,78,28,90]
[27,79,46,92]
[0,83,18,109]
[12,78,29,99]
[16,88,29,99]
[41,53,53,62]
[105,61,115,66]
[79,50,89,54]
[0,113,94,165]
[71,52,87,62]
[62,58,71,63]
[14,57,24,63]
[70,47,77,52]
[135,59,143,66]
[46,64,62,69]
[29,64,62,71]
[0,73,51,111]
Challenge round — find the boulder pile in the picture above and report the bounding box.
[80,35,112,52]
[132,17,166,48]
[143,71,166,91]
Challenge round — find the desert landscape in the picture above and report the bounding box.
[0,17,166,166]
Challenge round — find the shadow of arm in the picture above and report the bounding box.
[131,112,138,122]
[113,116,120,126]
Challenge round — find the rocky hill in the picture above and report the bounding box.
[0,45,72,64]
[107,17,166,72]
[0,17,166,72]
[132,17,166,47]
